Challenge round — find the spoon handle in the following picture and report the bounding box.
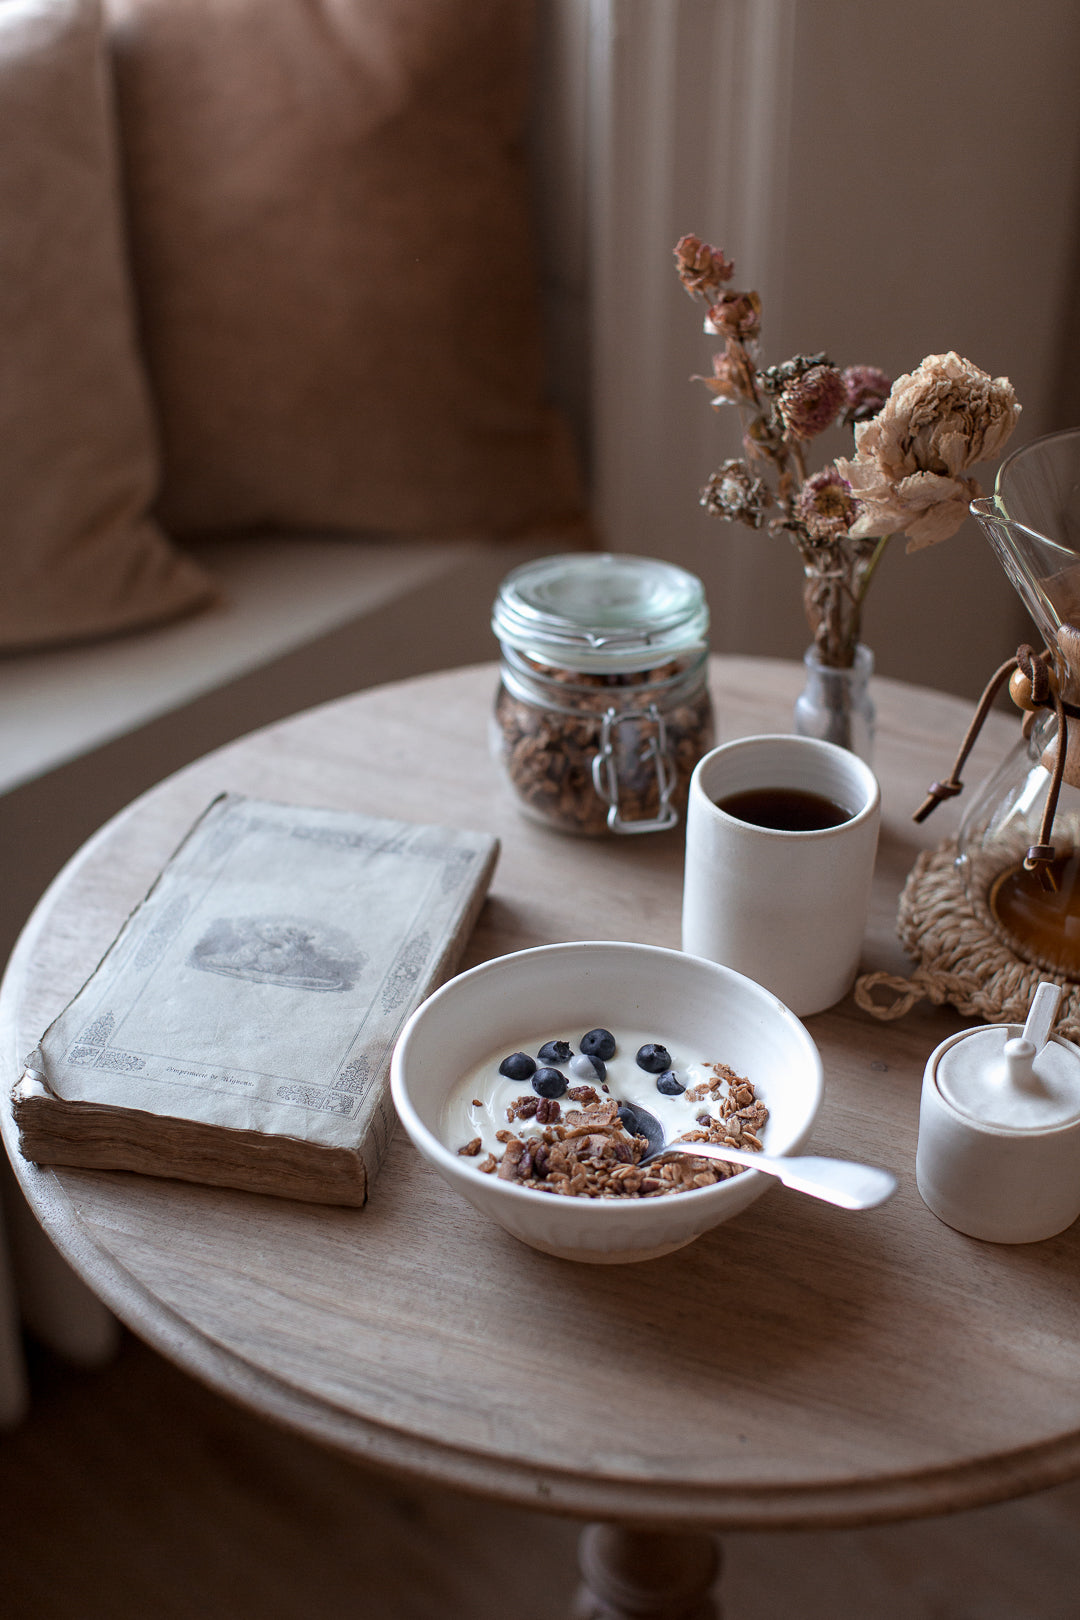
[660,1142,897,1210]
[1022,980,1062,1055]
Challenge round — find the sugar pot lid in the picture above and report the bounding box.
[935,983,1080,1131]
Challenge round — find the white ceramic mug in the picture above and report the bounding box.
[681,735,881,1017]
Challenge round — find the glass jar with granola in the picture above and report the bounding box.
[491,554,714,835]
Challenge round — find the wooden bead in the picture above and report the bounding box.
[1009,668,1040,711]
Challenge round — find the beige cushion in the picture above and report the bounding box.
[105,0,585,540]
[0,0,215,652]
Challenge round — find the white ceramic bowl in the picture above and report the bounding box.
[391,941,823,1264]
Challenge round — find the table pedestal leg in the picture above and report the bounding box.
[571,1524,721,1619]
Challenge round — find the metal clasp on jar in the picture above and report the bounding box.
[591,704,678,833]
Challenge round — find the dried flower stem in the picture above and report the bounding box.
[853,534,892,612]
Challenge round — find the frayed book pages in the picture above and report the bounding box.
[13,794,499,1206]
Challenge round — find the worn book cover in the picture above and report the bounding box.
[13,793,499,1205]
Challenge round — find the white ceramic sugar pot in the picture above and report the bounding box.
[916,983,1080,1243]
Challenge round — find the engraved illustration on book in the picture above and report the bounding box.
[188,915,364,992]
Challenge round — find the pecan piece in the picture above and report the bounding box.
[497,1137,536,1181]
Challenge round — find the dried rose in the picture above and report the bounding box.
[795,468,858,546]
[836,351,1020,549]
[700,460,770,528]
[674,234,735,298]
[706,289,762,342]
[856,470,984,549]
[776,363,845,442]
[841,365,892,424]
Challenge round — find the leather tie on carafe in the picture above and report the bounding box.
[914,640,1076,892]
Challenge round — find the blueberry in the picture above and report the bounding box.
[532,1066,567,1099]
[538,1039,573,1064]
[580,1028,616,1060]
[498,1052,536,1081]
[570,1052,606,1083]
[636,1042,671,1073]
[655,1070,685,1096]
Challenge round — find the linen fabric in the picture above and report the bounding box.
[104,0,585,539]
[0,0,215,651]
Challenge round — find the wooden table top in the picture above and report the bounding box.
[3,656,1079,1531]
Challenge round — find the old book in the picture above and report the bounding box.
[13,793,498,1206]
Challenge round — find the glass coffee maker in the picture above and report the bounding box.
[956,427,1080,976]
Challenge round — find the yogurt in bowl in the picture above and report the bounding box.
[444,1027,769,1197]
[391,941,823,1263]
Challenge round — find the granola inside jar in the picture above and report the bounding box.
[491,554,714,836]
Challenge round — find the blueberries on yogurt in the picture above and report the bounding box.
[532,1066,568,1099]
[580,1028,616,1061]
[636,1042,671,1074]
[498,1052,536,1081]
[537,1039,573,1065]
[655,1070,685,1096]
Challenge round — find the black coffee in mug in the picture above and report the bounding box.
[715,785,852,831]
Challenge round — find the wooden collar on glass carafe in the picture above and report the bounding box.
[1039,624,1080,790]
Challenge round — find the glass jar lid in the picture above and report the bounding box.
[491,553,710,673]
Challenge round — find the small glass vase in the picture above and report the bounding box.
[793,642,875,765]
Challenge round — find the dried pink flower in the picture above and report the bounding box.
[775,363,845,442]
[742,415,785,464]
[841,365,892,424]
[692,350,742,406]
[795,468,858,545]
[700,460,770,528]
[706,289,762,342]
[674,230,1024,666]
[674,234,735,298]
[836,351,1020,549]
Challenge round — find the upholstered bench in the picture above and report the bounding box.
[0,0,588,1417]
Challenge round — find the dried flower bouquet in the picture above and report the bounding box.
[674,234,1021,668]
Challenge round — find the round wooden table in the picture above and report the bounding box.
[4,658,1078,1618]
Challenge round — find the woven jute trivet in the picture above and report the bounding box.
[854,837,1080,1041]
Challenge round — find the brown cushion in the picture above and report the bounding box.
[104,0,585,540]
[0,0,215,652]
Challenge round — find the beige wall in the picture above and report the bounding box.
[538,0,1080,699]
